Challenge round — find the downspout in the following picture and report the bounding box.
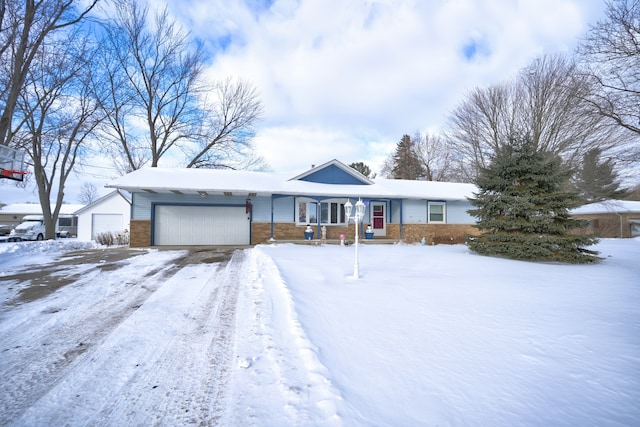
[316,201,321,239]
[270,195,275,240]
[400,199,404,240]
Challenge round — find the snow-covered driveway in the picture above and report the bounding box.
[1,246,243,426]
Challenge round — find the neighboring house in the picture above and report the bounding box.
[571,200,640,238]
[75,190,132,241]
[106,159,480,247]
[0,203,83,235]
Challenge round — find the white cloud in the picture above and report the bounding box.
[174,0,604,174]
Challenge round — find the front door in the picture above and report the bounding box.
[371,202,386,237]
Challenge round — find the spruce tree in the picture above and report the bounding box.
[467,136,599,263]
[573,148,627,202]
[391,135,426,180]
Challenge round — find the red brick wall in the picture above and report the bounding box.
[253,222,479,244]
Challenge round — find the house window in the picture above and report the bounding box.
[297,198,347,225]
[428,202,446,223]
[297,200,318,224]
[321,201,346,224]
[58,217,73,227]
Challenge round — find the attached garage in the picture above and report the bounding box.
[153,205,250,245]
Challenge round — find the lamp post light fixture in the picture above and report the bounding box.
[344,198,366,279]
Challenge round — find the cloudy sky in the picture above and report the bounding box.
[2,0,606,204]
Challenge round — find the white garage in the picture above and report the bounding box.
[92,214,125,239]
[75,191,132,242]
[153,205,250,245]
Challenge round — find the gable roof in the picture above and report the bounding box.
[289,159,374,185]
[74,190,131,215]
[106,165,477,201]
[571,200,640,215]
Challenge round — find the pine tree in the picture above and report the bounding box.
[349,161,373,178]
[467,136,599,263]
[391,135,426,180]
[573,148,627,202]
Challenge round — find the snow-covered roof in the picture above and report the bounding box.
[106,167,477,201]
[571,200,640,215]
[0,203,84,215]
[74,190,131,215]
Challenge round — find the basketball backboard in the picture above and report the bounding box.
[0,145,28,181]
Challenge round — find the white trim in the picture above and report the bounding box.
[295,197,349,226]
[370,202,386,236]
[428,202,446,224]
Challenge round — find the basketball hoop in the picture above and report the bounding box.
[0,146,28,182]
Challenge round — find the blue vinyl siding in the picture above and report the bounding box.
[131,192,476,225]
[446,200,476,224]
[249,197,272,222]
[401,199,475,224]
[299,164,368,185]
[132,193,272,220]
[403,200,427,223]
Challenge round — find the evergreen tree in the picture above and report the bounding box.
[349,161,373,178]
[573,148,627,202]
[391,135,426,180]
[467,136,599,263]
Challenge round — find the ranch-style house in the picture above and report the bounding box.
[106,159,481,247]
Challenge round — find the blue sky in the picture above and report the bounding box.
[2,0,606,204]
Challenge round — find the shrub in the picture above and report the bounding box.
[95,231,130,246]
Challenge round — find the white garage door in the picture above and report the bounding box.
[154,205,250,245]
[92,214,123,239]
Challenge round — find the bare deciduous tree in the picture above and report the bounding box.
[412,131,460,182]
[99,0,264,172]
[185,78,265,169]
[79,181,99,205]
[17,29,104,239]
[576,0,640,164]
[0,0,97,148]
[446,54,619,179]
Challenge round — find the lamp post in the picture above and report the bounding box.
[344,198,366,279]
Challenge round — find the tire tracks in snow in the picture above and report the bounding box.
[91,250,243,425]
[0,250,188,426]
[9,250,243,426]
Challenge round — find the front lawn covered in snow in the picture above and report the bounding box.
[235,239,640,426]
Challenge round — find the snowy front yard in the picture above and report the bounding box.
[1,239,638,426]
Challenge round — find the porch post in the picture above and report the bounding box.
[270,195,274,239]
[400,199,404,240]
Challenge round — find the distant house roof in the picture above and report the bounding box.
[106,160,477,201]
[74,190,131,215]
[0,203,84,215]
[571,200,640,215]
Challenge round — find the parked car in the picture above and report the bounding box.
[8,214,77,241]
[0,224,11,236]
